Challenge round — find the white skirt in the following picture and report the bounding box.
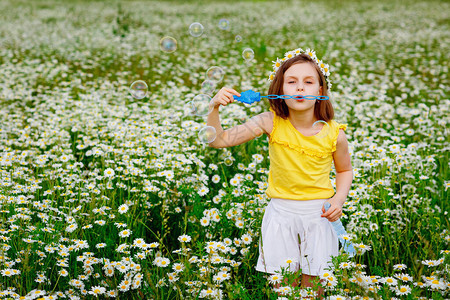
[255,198,338,276]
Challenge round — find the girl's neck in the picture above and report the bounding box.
[288,110,317,129]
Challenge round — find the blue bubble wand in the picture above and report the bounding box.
[324,202,356,257]
[232,89,329,104]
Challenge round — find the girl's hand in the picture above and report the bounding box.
[210,87,241,110]
[321,198,344,222]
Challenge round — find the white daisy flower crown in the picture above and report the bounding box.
[268,48,332,90]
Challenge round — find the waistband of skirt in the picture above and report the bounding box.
[269,198,328,214]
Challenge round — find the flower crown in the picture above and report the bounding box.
[268,48,332,90]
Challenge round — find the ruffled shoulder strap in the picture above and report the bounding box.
[331,121,348,152]
[268,107,279,140]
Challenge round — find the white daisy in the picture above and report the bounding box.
[393,264,407,270]
[427,278,446,290]
[89,286,106,296]
[118,204,129,214]
[104,168,115,178]
[395,285,412,295]
[65,223,78,233]
[153,257,170,268]
[381,277,398,286]
[200,217,210,227]
[421,259,442,266]
[119,229,132,238]
[241,234,252,245]
[268,273,283,284]
[197,185,209,196]
[212,175,220,183]
[395,273,413,282]
[177,234,191,243]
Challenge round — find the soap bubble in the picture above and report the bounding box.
[189,94,212,116]
[129,80,148,99]
[238,115,249,124]
[312,120,331,138]
[218,19,230,30]
[160,36,177,52]
[189,22,204,37]
[0,126,6,140]
[235,35,242,42]
[206,66,225,83]
[198,126,217,143]
[242,48,254,61]
[252,126,264,137]
[224,156,234,166]
[201,80,217,95]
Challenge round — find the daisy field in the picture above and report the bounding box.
[0,0,448,299]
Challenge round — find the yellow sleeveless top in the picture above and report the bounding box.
[266,108,347,201]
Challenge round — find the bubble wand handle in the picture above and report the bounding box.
[324,202,356,257]
[232,90,262,104]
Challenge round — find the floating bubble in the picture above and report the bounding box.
[312,120,331,138]
[189,94,213,116]
[201,80,217,95]
[129,80,148,99]
[160,36,177,53]
[0,126,6,140]
[235,35,242,42]
[218,19,230,30]
[189,22,204,37]
[242,48,254,61]
[206,66,225,83]
[252,126,264,137]
[198,126,217,143]
[238,115,249,124]
[224,156,233,166]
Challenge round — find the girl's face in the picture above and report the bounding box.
[282,62,322,112]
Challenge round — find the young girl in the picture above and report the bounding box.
[206,48,353,298]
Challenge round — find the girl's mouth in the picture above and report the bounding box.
[294,95,304,101]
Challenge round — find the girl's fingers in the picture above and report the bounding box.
[330,211,342,221]
[221,91,235,103]
[229,89,241,97]
[214,87,240,106]
[324,207,341,221]
[223,87,241,97]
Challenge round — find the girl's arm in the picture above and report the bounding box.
[321,129,353,222]
[207,87,272,148]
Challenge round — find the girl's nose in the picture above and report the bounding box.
[297,86,304,92]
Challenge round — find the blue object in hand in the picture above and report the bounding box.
[232,90,262,104]
[324,202,356,257]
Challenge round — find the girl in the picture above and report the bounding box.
[206,48,353,298]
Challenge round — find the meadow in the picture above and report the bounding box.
[0,0,449,299]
